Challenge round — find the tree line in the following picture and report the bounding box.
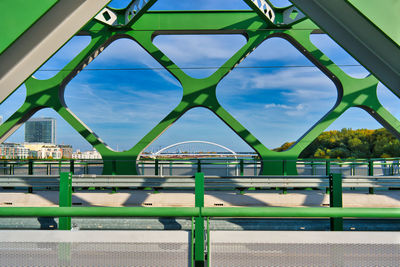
[274,128,400,159]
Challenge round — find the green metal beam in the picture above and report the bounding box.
[1,2,400,176]
[290,0,400,98]
[0,0,58,54]
[201,207,400,218]
[0,207,199,217]
[59,172,72,230]
[0,207,399,218]
[0,0,110,104]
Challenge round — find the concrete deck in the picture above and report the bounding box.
[0,190,399,208]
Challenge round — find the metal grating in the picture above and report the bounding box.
[0,230,190,267]
[210,231,400,267]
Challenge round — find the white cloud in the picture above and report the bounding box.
[265,103,290,109]
[265,103,308,117]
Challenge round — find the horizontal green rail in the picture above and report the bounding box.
[202,207,400,218]
[0,207,199,217]
[0,207,399,218]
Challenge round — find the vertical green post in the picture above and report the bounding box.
[368,159,374,194]
[206,216,210,267]
[112,160,117,175]
[28,159,33,175]
[191,217,195,267]
[197,159,201,173]
[155,159,159,176]
[112,160,118,193]
[3,160,7,174]
[311,160,315,175]
[390,161,394,176]
[28,159,33,193]
[58,160,62,174]
[325,160,331,176]
[282,160,287,176]
[329,173,343,231]
[59,172,72,230]
[69,160,74,174]
[240,159,244,176]
[195,172,205,267]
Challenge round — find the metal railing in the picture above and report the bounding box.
[1,172,400,266]
[1,158,400,177]
[1,174,400,193]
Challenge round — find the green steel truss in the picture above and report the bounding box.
[1,1,400,175]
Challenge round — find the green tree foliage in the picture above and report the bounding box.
[274,128,400,159]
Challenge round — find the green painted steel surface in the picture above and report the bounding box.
[1,2,400,176]
[0,0,58,54]
[290,0,400,104]
[0,207,199,217]
[0,206,399,218]
[59,172,72,230]
[201,207,400,218]
[329,173,343,231]
[195,172,205,266]
[347,0,400,47]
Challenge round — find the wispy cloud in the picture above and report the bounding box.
[265,103,307,116]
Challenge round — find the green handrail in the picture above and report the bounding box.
[0,207,399,218]
[0,207,199,217]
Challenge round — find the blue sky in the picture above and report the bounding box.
[1,0,400,153]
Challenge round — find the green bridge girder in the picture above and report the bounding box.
[1,1,400,175]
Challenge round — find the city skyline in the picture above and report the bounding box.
[1,0,400,153]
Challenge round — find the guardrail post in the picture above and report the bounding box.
[111,160,118,193]
[155,159,159,176]
[390,161,394,176]
[28,159,33,193]
[240,159,244,176]
[197,159,201,173]
[112,160,116,175]
[368,160,374,194]
[3,160,7,174]
[69,160,74,174]
[329,173,343,231]
[28,159,33,175]
[325,160,331,176]
[282,160,287,176]
[311,160,315,175]
[195,172,205,266]
[84,162,88,174]
[59,172,72,230]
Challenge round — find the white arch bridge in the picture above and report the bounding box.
[150,141,239,158]
[138,141,259,176]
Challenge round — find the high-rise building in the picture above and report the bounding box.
[25,117,56,144]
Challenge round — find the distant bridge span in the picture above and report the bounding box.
[153,141,238,158]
